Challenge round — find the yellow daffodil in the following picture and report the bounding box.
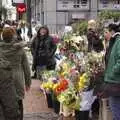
[53,84,59,90]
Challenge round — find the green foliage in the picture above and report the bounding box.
[99,10,120,22]
[72,21,88,36]
[97,10,120,34]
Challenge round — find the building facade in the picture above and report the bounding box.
[2,0,16,20]
[31,0,120,34]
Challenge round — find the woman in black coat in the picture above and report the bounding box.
[31,26,57,80]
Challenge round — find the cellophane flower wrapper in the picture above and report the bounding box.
[78,89,96,111]
[42,70,58,81]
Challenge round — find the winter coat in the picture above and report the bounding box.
[87,29,103,52]
[0,55,20,120]
[31,35,57,70]
[104,33,120,84]
[0,42,31,100]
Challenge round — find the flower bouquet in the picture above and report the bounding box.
[53,78,69,96]
[86,51,105,88]
[57,86,81,117]
[41,80,55,108]
[78,73,90,91]
[52,79,69,114]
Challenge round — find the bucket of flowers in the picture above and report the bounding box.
[41,79,55,108]
[52,78,69,114]
[57,86,81,117]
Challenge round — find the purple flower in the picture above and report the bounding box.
[52,79,58,84]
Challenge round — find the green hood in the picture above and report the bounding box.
[0,42,25,68]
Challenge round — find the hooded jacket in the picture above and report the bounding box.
[0,54,20,120]
[104,32,120,84]
[0,42,31,100]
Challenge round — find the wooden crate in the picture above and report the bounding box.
[99,99,113,120]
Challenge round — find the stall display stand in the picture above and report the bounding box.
[99,99,113,120]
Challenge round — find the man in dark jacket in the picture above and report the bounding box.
[31,26,57,80]
[87,28,104,52]
[104,23,120,120]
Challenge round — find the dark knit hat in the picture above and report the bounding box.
[108,23,118,32]
[2,27,16,42]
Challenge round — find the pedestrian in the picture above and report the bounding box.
[104,28,111,51]
[104,23,120,120]
[87,20,104,52]
[17,21,29,42]
[0,55,20,120]
[0,24,3,41]
[31,25,57,80]
[31,24,41,79]
[0,27,31,120]
[87,20,104,119]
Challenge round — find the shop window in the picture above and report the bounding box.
[81,0,88,5]
[73,0,80,8]
[113,0,120,4]
[113,0,120,8]
[100,0,109,7]
[73,0,88,8]
[100,0,108,4]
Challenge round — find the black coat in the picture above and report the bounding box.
[31,35,57,70]
[87,30,103,52]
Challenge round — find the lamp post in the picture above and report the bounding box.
[0,0,2,20]
[26,0,32,38]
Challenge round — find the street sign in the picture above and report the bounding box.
[17,3,26,13]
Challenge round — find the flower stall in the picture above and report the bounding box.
[40,33,105,119]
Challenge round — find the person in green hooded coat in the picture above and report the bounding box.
[0,27,31,120]
[104,23,120,120]
[0,55,20,120]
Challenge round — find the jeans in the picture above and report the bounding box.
[109,96,120,120]
[36,65,46,81]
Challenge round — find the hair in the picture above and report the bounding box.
[118,23,120,32]
[2,27,16,43]
[108,23,120,32]
[37,25,49,37]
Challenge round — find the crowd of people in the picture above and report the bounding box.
[0,19,120,120]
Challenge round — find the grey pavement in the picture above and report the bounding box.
[24,112,59,120]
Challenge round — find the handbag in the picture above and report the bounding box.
[46,58,56,70]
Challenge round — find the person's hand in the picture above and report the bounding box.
[25,86,30,92]
[32,65,35,72]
